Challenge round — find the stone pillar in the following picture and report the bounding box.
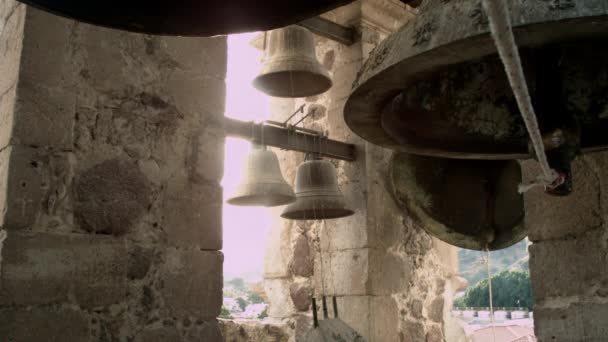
[524,154,608,341]
[0,4,226,341]
[261,1,459,341]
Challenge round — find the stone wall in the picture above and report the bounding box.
[0,3,226,341]
[524,154,608,341]
[258,1,461,341]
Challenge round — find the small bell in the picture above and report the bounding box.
[254,25,332,98]
[281,155,353,220]
[227,145,295,207]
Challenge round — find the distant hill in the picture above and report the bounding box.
[458,239,530,287]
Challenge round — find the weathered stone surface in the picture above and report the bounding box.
[0,231,127,307]
[401,320,425,342]
[128,244,156,280]
[426,324,444,342]
[369,247,413,295]
[160,248,223,319]
[315,248,369,296]
[370,296,400,342]
[220,319,292,342]
[13,83,76,149]
[264,219,292,279]
[409,299,423,319]
[289,281,313,312]
[134,326,181,342]
[0,1,24,96]
[1,146,72,230]
[183,320,223,342]
[74,158,151,235]
[535,304,608,342]
[529,230,608,301]
[335,296,371,340]
[0,306,90,342]
[163,175,222,250]
[428,297,444,322]
[523,159,602,241]
[264,278,297,319]
[290,234,313,277]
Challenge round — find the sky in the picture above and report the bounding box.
[222,32,272,281]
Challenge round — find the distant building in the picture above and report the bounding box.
[471,325,536,342]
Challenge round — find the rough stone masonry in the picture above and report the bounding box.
[0,1,227,340]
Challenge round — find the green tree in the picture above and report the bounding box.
[456,270,533,310]
[219,306,233,319]
[258,307,268,319]
[227,278,246,291]
[248,292,265,304]
[236,297,248,311]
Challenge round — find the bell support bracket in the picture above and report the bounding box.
[224,117,356,162]
[297,16,358,46]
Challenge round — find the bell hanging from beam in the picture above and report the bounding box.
[389,153,526,251]
[227,144,296,207]
[253,25,332,98]
[281,155,353,220]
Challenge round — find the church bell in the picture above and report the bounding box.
[254,25,332,98]
[389,153,526,251]
[281,155,353,220]
[227,145,295,207]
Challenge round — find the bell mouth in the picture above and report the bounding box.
[280,197,354,220]
[227,194,296,207]
[253,71,332,98]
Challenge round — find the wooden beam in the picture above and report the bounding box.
[224,117,357,161]
[298,16,357,46]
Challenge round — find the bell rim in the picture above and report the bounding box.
[344,0,608,159]
[253,70,333,98]
[280,208,355,220]
[227,193,296,207]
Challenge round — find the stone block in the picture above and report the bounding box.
[535,303,608,342]
[20,8,76,88]
[74,158,151,235]
[161,35,227,80]
[315,248,369,296]
[163,175,222,250]
[165,71,226,122]
[13,83,76,149]
[0,85,17,149]
[522,159,602,241]
[369,247,413,295]
[134,326,180,342]
[264,278,296,319]
[529,230,608,302]
[335,296,371,340]
[187,126,225,184]
[0,306,90,342]
[290,281,313,312]
[264,220,292,279]
[160,248,222,319]
[0,231,127,307]
[290,234,313,277]
[0,2,24,96]
[369,296,400,342]
[1,146,73,230]
[183,320,223,342]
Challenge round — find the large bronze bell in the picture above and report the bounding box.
[17,0,353,36]
[345,0,608,159]
[281,156,353,220]
[253,25,332,98]
[227,145,295,207]
[389,153,525,251]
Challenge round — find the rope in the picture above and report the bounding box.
[481,0,561,193]
[484,246,497,342]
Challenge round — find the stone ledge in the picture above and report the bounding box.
[0,231,127,307]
